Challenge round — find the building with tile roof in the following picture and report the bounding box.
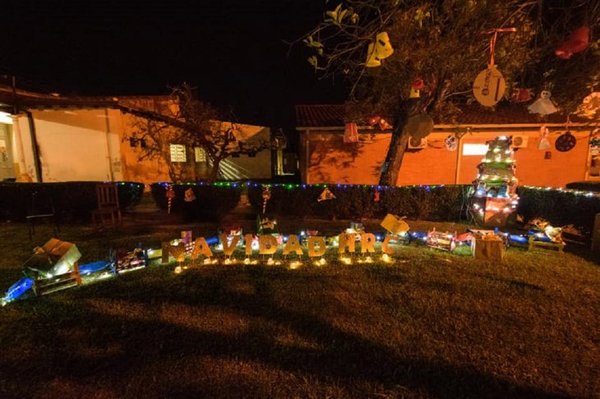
[295,104,599,187]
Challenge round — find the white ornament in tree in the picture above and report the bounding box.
[528,91,558,116]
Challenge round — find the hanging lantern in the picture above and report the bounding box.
[528,91,558,116]
[555,26,590,59]
[365,32,394,68]
[344,122,359,143]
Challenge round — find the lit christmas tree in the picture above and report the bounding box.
[470,136,519,227]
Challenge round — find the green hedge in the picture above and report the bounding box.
[517,186,600,233]
[565,181,600,192]
[0,182,144,222]
[150,183,242,221]
[246,184,471,221]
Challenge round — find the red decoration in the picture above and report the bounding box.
[555,26,590,59]
[510,88,534,103]
[374,191,380,202]
[412,78,425,90]
[166,185,176,214]
[344,122,359,143]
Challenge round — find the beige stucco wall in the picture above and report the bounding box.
[15,109,124,182]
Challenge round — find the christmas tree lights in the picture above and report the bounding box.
[471,136,519,227]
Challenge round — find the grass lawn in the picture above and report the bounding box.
[0,220,599,398]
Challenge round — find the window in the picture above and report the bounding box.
[462,143,488,156]
[169,144,186,162]
[194,147,207,163]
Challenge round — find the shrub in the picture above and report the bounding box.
[565,181,600,192]
[150,182,242,221]
[0,181,144,222]
[516,187,600,233]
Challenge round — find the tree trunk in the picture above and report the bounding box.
[209,158,222,182]
[378,101,415,186]
[379,128,410,186]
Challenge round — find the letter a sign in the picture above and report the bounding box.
[472,65,506,107]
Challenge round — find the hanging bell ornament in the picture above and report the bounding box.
[365,32,394,68]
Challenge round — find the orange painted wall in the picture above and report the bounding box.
[303,129,593,188]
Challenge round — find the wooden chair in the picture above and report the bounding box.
[92,183,121,227]
[26,190,59,240]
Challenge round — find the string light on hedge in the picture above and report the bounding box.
[522,185,600,198]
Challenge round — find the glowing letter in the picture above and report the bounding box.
[382,236,394,255]
[360,233,376,254]
[191,237,213,259]
[283,235,303,256]
[308,236,326,257]
[244,234,254,256]
[219,233,240,257]
[338,233,356,254]
[259,235,278,255]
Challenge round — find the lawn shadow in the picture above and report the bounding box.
[0,267,571,398]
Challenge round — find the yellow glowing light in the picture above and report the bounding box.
[174,266,182,274]
[313,258,327,266]
[289,260,302,269]
[339,256,352,265]
[381,254,394,263]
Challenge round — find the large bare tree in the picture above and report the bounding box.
[121,84,271,181]
[297,0,600,185]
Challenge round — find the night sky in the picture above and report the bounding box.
[1,0,348,126]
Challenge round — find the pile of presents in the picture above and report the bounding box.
[380,214,569,261]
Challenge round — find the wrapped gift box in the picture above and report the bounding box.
[473,235,505,261]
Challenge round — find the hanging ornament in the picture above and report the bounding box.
[410,78,425,98]
[403,113,434,139]
[368,115,381,126]
[577,92,600,119]
[166,185,176,214]
[555,131,576,152]
[378,118,392,130]
[555,26,590,59]
[538,125,551,150]
[473,65,506,107]
[344,122,359,143]
[261,186,271,214]
[472,28,515,107]
[445,135,458,151]
[528,91,558,116]
[365,32,394,67]
[318,187,336,202]
[373,190,380,203]
[510,87,534,103]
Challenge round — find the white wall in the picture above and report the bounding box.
[16,109,124,182]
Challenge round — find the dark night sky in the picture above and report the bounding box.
[1,0,348,126]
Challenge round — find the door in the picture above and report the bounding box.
[0,124,16,181]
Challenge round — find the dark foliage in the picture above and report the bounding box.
[517,187,600,232]
[150,183,242,221]
[0,182,144,222]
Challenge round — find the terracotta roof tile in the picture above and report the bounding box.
[295,103,590,128]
